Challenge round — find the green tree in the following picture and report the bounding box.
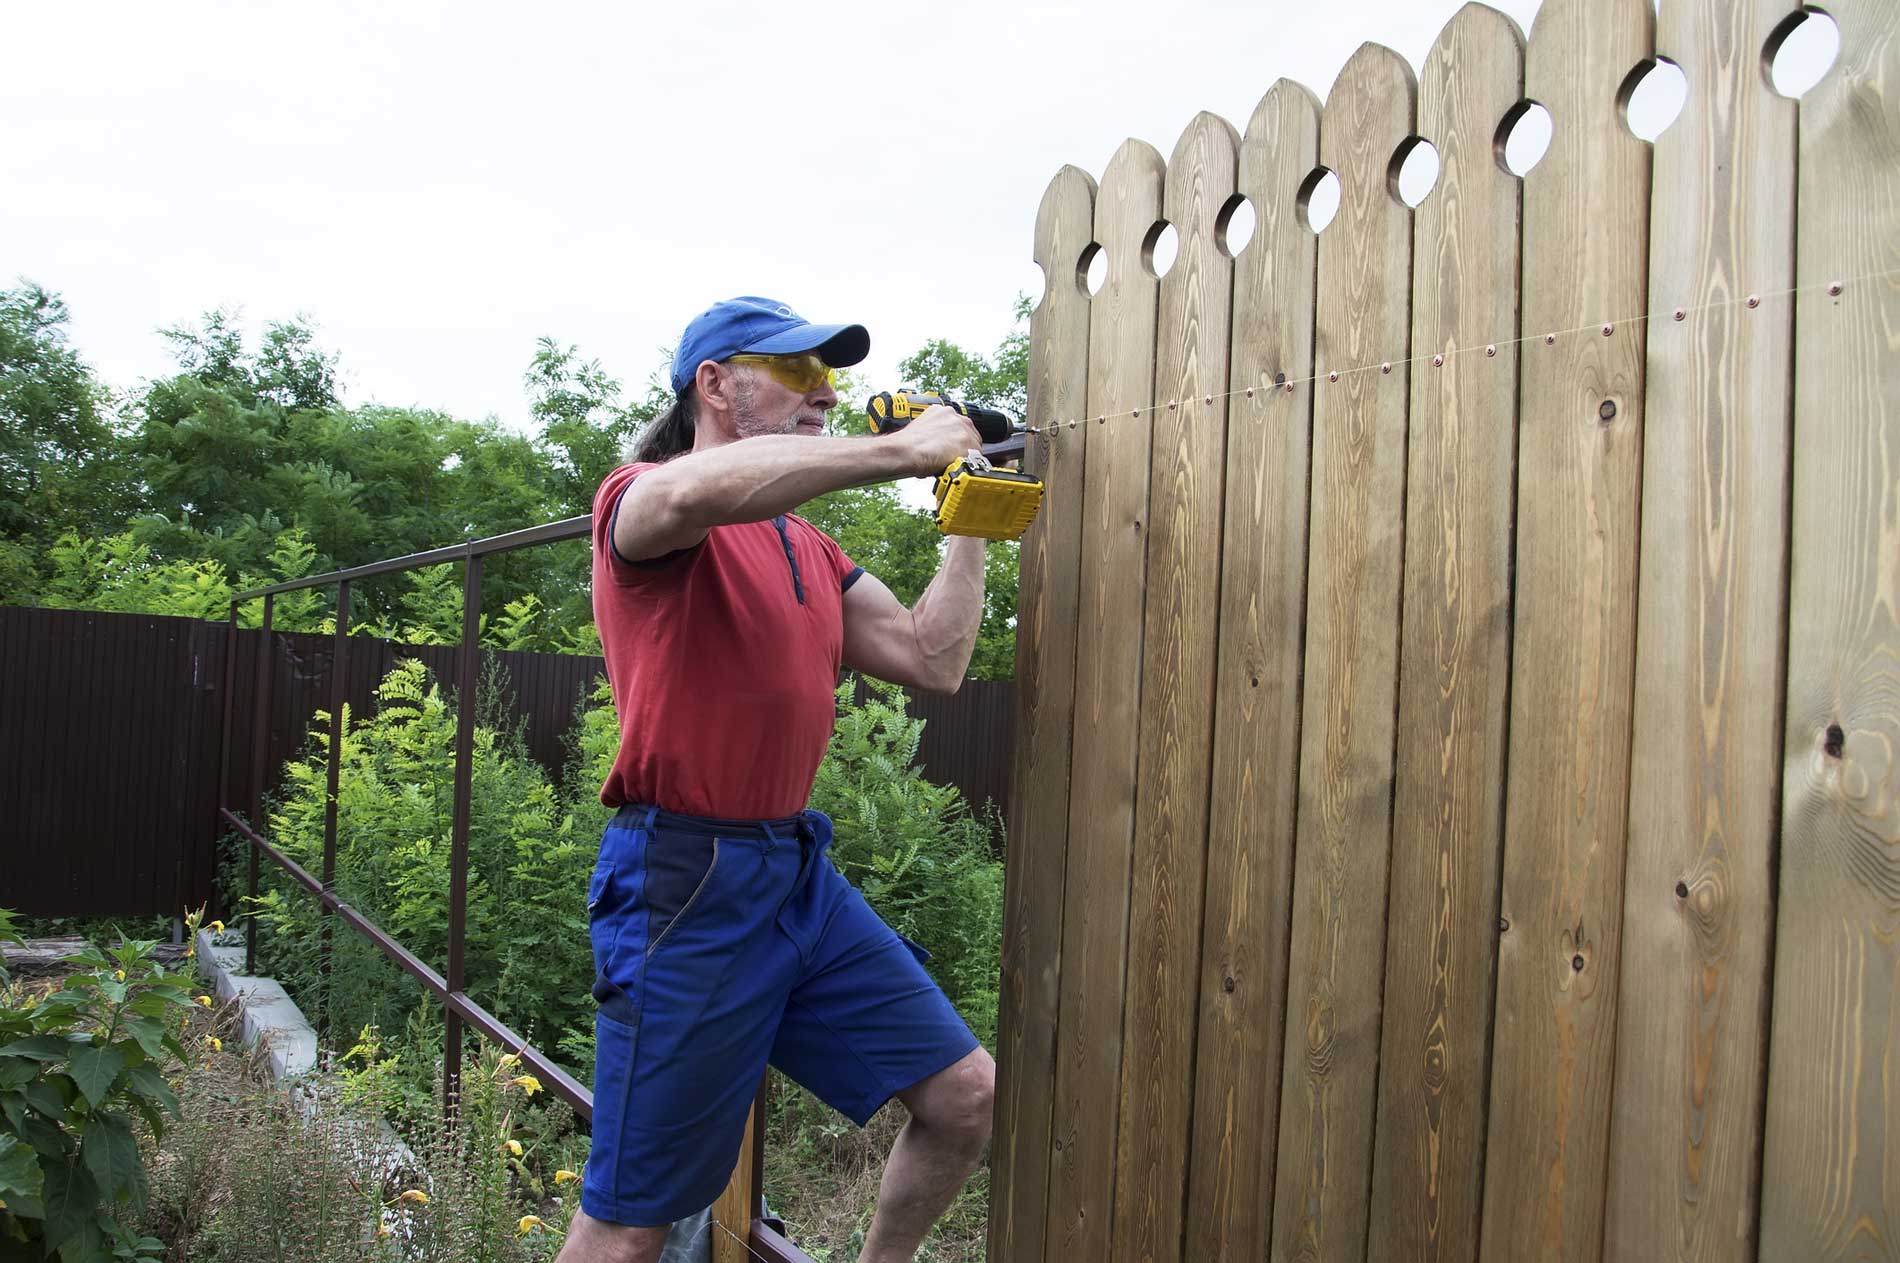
[893,297,1031,680]
[0,283,134,604]
[525,339,643,518]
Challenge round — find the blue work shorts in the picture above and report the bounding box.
[581,804,980,1229]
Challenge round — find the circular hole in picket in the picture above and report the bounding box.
[1391,136,1440,207]
[1495,99,1553,177]
[1766,7,1840,98]
[1620,57,1688,142]
[1024,260,1049,314]
[1144,220,1179,279]
[1298,167,1341,234]
[1079,242,1107,296]
[1217,194,1256,257]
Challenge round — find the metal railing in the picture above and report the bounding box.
[221,514,596,1116]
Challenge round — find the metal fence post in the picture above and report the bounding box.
[215,601,240,926]
[320,580,350,1040]
[445,554,482,1110]
[247,592,274,976]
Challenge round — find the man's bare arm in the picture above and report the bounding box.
[613,410,980,562]
[841,535,987,694]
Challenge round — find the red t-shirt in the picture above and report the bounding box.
[590,462,863,818]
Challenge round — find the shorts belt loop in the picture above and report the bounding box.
[760,820,780,854]
[640,805,659,835]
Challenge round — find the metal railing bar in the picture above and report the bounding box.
[220,806,593,1122]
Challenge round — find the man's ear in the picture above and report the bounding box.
[694,360,730,415]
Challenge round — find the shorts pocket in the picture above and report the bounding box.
[644,835,722,957]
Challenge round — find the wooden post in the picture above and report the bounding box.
[711,1081,766,1263]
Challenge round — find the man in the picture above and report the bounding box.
[556,296,996,1263]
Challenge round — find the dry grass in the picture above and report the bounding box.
[764,1084,989,1263]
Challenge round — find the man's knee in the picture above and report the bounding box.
[912,1047,995,1146]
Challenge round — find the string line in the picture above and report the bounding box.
[1028,264,1895,434]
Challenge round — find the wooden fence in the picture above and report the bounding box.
[990,0,1897,1259]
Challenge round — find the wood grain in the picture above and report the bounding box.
[988,163,1095,1263]
[1367,7,1524,1261]
[1042,137,1164,1263]
[1182,77,1320,1262]
[1479,0,1654,1257]
[1109,110,1239,1263]
[1604,0,1798,1258]
[1269,41,1417,1263]
[1759,0,1900,1256]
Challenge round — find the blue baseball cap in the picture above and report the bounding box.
[670,296,870,394]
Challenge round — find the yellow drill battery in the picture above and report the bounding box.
[932,458,1044,541]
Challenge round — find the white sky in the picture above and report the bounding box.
[3,1,1836,433]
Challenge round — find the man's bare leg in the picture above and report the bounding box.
[553,1209,671,1263]
[857,1046,996,1263]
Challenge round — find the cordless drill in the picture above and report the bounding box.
[864,391,1043,542]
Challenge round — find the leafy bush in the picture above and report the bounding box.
[243,658,607,1073]
[0,909,193,1262]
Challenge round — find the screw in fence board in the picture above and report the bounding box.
[1042,136,1164,1263]
[986,162,1093,1263]
[1480,0,1654,1258]
[248,591,275,977]
[1760,1,1900,1258]
[1271,40,1417,1263]
[320,580,351,1043]
[1182,76,1318,1262]
[445,554,482,1112]
[1367,8,1523,1262]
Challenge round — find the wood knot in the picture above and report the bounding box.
[1824,724,1845,758]
[1675,880,1689,899]
[1222,975,1237,994]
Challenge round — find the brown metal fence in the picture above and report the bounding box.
[0,608,1016,918]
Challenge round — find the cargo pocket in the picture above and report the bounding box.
[586,858,621,972]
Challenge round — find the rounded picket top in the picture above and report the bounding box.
[1035,165,1098,307]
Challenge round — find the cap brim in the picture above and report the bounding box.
[742,321,870,368]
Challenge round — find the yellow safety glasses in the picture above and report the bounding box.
[725,352,836,393]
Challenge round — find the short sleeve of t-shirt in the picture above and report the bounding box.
[796,516,863,593]
[594,462,700,583]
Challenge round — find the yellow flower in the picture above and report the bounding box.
[209,920,225,934]
[374,1222,391,1240]
[196,995,213,1007]
[509,1074,543,1097]
[113,969,125,981]
[554,1169,579,1186]
[516,1215,545,1236]
[497,1052,521,1070]
[503,1138,523,1157]
[397,1189,429,1205]
[205,1036,223,1052]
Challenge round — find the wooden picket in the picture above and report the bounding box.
[1759,1,1900,1259]
[991,0,1897,1258]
